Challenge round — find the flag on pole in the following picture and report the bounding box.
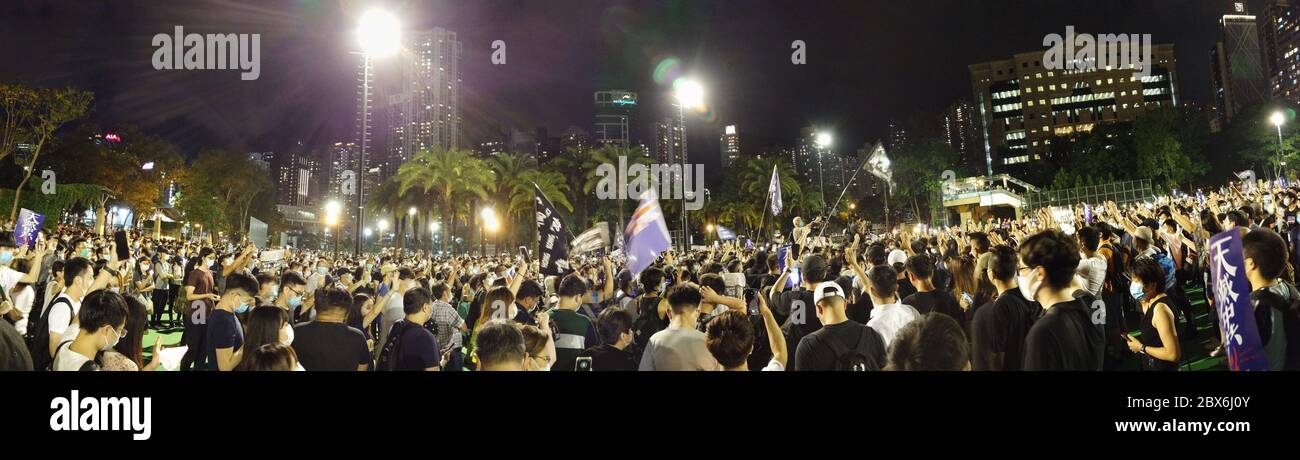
[715,225,737,241]
[625,189,672,276]
[769,164,783,216]
[534,183,571,276]
[570,222,610,256]
[864,141,894,192]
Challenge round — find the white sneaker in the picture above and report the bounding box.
[1209,345,1225,357]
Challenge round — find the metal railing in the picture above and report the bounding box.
[1023,179,1153,211]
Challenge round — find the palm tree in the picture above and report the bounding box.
[736,156,801,239]
[397,148,492,253]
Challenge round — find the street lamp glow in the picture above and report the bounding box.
[377,219,388,231]
[363,228,372,237]
[408,206,417,216]
[706,224,715,233]
[325,200,341,216]
[815,132,833,148]
[141,162,155,171]
[849,202,856,210]
[326,215,338,226]
[480,207,496,220]
[673,78,705,110]
[1272,111,1286,127]
[357,9,401,57]
[430,222,440,233]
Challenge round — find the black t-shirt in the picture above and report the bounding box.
[903,290,966,328]
[846,293,873,325]
[971,289,1041,371]
[793,320,886,371]
[392,321,439,371]
[205,309,243,371]
[293,321,373,371]
[1023,292,1106,371]
[774,288,821,370]
[576,344,638,371]
[896,277,917,301]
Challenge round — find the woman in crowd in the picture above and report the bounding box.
[519,318,555,371]
[101,296,163,372]
[1124,257,1181,371]
[151,251,173,329]
[242,306,303,371]
[238,343,300,371]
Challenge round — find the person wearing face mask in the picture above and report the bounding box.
[306,258,332,296]
[100,297,164,372]
[970,245,1040,371]
[376,287,445,371]
[1019,230,1107,371]
[376,268,418,353]
[181,247,221,371]
[577,307,639,371]
[275,272,309,321]
[150,252,174,329]
[205,272,260,371]
[1122,257,1181,371]
[52,290,129,371]
[240,306,303,371]
[425,283,466,370]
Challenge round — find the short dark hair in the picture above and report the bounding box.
[887,313,969,371]
[238,343,299,371]
[397,268,415,280]
[698,273,725,295]
[474,320,526,367]
[1226,210,1250,228]
[801,254,830,283]
[1128,257,1167,296]
[63,257,93,288]
[280,271,306,288]
[988,245,1018,282]
[867,244,888,266]
[595,307,634,345]
[867,265,898,298]
[557,274,589,298]
[403,287,433,315]
[430,282,449,301]
[666,283,702,314]
[705,311,754,368]
[79,290,128,333]
[1243,228,1287,280]
[969,232,990,252]
[314,287,353,313]
[1017,230,1081,289]
[1076,226,1100,252]
[639,267,665,293]
[516,279,543,300]
[905,254,934,280]
[224,272,260,297]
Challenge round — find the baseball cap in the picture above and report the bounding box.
[887,249,908,267]
[812,281,846,305]
[1133,227,1154,243]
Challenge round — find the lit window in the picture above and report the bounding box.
[1096,79,1102,85]
[1108,78,1114,84]
[1028,101,1034,106]
[1050,84,1056,90]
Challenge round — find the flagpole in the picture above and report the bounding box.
[816,155,873,241]
[757,190,771,243]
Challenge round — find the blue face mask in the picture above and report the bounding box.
[317,267,328,275]
[1129,282,1145,301]
[234,301,250,314]
[0,251,12,264]
[287,295,303,308]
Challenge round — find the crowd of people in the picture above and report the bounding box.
[1,178,1298,372]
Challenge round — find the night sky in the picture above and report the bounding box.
[0,0,1231,173]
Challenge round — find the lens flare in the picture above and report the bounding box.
[653,57,681,85]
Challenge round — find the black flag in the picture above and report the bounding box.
[535,183,571,277]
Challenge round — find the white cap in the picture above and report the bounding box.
[887,249,908,267]
[812,281,846,305]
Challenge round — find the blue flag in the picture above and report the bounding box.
[1208,229,1270,371]
[625,189,672,276]
[768,164,782,216]
[15,208,44,249]
[715,225,737,241]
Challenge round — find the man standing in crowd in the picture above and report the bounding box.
[426,282,466,370]
[577,307,638,371]
[550,274,602,371]
[377,287,442,371]
[971,245,1040,371]
[1020,230,1106,371]
[473,320,527,371]
[206,272,259,371]
[52,291,129,371]
[1243,229,1300,370]
[377,268,417,353]
[793,281,886,371]
[902,254,965,327]
[292,287,372,371]
[640,283,722,371]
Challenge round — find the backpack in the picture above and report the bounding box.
[631,295,665,352]
[375,321,411,371]
[822,325,881,371]
[1152,249,1177,290]
[28,296,73,371]
[1251,282,1300,371]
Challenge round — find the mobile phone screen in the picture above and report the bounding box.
[744,288,759,315]
[575,357,593,371]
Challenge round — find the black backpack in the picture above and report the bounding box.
[28,296,73,371]
[376,321,411,371]
[822,325,882,371]
[631,295,665,352]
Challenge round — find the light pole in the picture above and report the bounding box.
[407,206,417,254]
[363,227,372,251]
[354,9,400,256]
[1272,111,1287,181]
[674,78,704,251]
[430,221,440,255]
[815,131,833,210]
[325,200,341,259]
[377,219,389,248]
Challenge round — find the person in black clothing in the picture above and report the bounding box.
[1123,257,1180,371]
[845,244,888,324]
[576,307,637,371]
[1020,230,1106,371]
[902,254,965,327]
[886,313,969,371]
[772,252,833,370]
[292,287,373,371]
[970,245,1041,371]
[377,287,442,371]
[513,280,545,326]
[1243,228,1300,370]
[793,281,886,371]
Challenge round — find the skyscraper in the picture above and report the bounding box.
[387,27,463,177]
[720,124,740,168]
[275,143,318,207]
[594,90,638,148]
[1212,3,1270,123]
[942,100,982,176]
[653,119,682,165]
[969,44,1177,176]
[886,120,908,150]
[1262,0,1300,103]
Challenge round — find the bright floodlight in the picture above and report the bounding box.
[408,206,417,216]
[849,202,856,210]
[1272,111,1286,127]
[480,207,495,220]
[357,9,401,57]
[674,79,704,109]
[325,200,341,216]
[326,215,338,226]
[815,132,833,148]
[363,228,373,237]
[141,162,155,170]
[377,219,388,231]
[485,216,501,233]
[706,224,715,233]
[430,222,440,233]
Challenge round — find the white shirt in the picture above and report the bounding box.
[377,288,408,350]
[53,342,93,371]
[867,302,921,347]
[46,293,83,339]
[761,358,784,371]
[11,285,33,335]
[1076,254,1107,297]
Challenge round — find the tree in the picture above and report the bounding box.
[889,136,957,222]
[1052,106,1210,193]
[396,148,492,252]
[179,148,271,239]
[6,86,93,223]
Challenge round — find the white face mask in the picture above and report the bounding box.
[1017,266,1042,303]
[102,327,122,351]
[280,324,294,346]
